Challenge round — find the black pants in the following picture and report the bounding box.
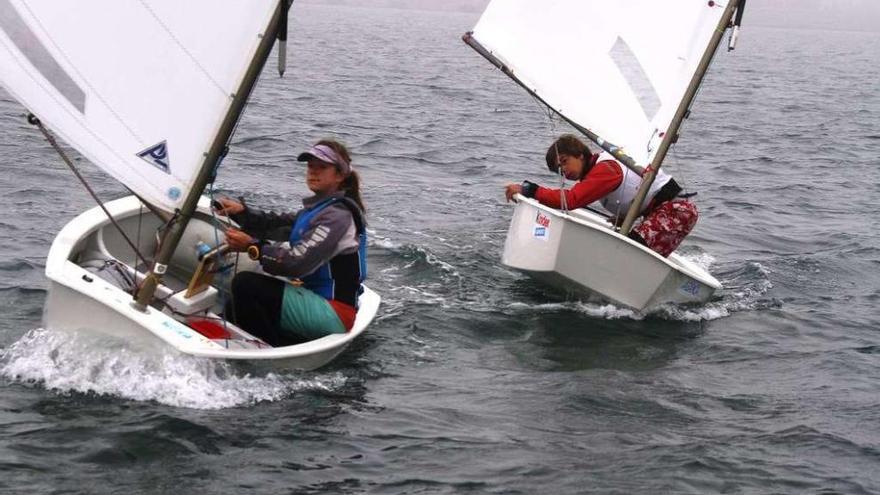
[226,272,303,347]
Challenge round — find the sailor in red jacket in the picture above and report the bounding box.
[504,134,698,257]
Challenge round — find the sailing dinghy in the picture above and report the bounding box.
[464,0,746,311]
[0,1,379,369]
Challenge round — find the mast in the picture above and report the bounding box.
[462,32,643,177]
[134,0,292,310]
[618,0,742,236]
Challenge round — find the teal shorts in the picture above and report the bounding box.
[279,285,346,340]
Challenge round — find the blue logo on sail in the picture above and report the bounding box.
[137,141,171,173]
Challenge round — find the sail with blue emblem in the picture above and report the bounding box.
[0,0,276,212]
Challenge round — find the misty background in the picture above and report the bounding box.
[298,0,880,32]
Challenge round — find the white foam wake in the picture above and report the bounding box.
[501,257,773,323]
[0,328,347,410]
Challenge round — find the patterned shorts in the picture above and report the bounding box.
[634,199,698,257]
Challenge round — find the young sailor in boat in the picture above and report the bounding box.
[503,134,697,257]
[214,140,367,346]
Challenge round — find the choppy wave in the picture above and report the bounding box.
[375,242,774,323]
[0,328,347,410]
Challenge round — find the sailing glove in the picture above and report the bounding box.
[520,180,538,198]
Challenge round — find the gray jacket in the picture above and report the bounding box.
[231,192,360,279]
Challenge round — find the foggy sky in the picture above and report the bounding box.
[297,0,880,32]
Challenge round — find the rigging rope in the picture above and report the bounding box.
[200,62,259,329]
[28,113,150,268]
[553,140,568,213]
[533,102,570,214]
[206,182,236,330]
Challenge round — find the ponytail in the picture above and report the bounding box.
[341,170,366,214]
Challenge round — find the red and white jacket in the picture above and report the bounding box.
[533,153,672,221]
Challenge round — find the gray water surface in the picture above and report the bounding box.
[1,5,879,494]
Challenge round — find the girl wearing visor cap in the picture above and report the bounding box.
[214,139,367,346]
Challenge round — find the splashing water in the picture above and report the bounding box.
[0,328,347,410]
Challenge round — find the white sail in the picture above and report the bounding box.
[471,0,729,167]
[0,0,276,212]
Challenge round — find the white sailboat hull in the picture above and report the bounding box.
[43,196,379,370]
[502,195,720,311]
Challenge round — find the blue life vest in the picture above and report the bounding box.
[288,197,367,307]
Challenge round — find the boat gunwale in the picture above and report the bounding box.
[512,194,722,289]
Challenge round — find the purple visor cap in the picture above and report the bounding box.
[297,144,351,175]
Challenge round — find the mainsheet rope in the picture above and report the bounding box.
[201,64,264,332]
[540,104,568,214]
